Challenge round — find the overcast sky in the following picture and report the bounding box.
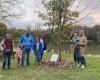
[6,0,100,29]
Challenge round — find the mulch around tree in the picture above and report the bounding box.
[40,60,76,69]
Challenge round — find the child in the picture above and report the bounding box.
[16,45,23,67]
[32,37,43,65]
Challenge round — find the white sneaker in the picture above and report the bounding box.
[77,63,81,68]
[81,65,85,69]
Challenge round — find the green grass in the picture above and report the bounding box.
[0,52,100,80]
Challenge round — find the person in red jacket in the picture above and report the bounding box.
[1,34,14,70]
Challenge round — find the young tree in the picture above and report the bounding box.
[39,0,79,62]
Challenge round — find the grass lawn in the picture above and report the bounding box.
[0,52,100,80]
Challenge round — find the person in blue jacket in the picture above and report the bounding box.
[20,29,34,66]
[32,37,43,65]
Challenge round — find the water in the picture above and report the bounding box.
[60,41,100,55]
[86,44,100,55]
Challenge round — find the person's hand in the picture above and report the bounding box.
[3,45,6,49]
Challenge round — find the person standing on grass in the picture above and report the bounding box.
[70,31,80,63]
[32,37,43,65]
[1,34,14,70]
[78,30,87,69]
[20,29,34,66]
[16,44,23,68]
[39,35,47,62]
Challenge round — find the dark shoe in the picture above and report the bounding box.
[21,64,24,66]
[27,63,30,66]
[8,67,11,69]
[2,67,6,70]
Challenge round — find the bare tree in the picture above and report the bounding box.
[0,0,23,22]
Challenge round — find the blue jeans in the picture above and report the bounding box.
[74,47,81,64]
[21,48,31,66]
[35,50,41,64]
[2,52,11,69]
[74,49,78,62]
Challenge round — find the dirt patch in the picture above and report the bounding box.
[40,60,76,69]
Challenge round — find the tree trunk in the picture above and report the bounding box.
[58,24,61,62]
[58,10,62,62]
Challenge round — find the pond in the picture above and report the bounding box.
[61,40,100,55]
[1,40,100,55]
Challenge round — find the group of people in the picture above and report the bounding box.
[1,30,46,70]
[0,29,87,70]
[70,30,87,69]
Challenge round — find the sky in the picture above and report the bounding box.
[5,0,100,29]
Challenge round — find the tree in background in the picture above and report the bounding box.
[84,25,100,43]
[0,23,7,40]
[0,0,23,25]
